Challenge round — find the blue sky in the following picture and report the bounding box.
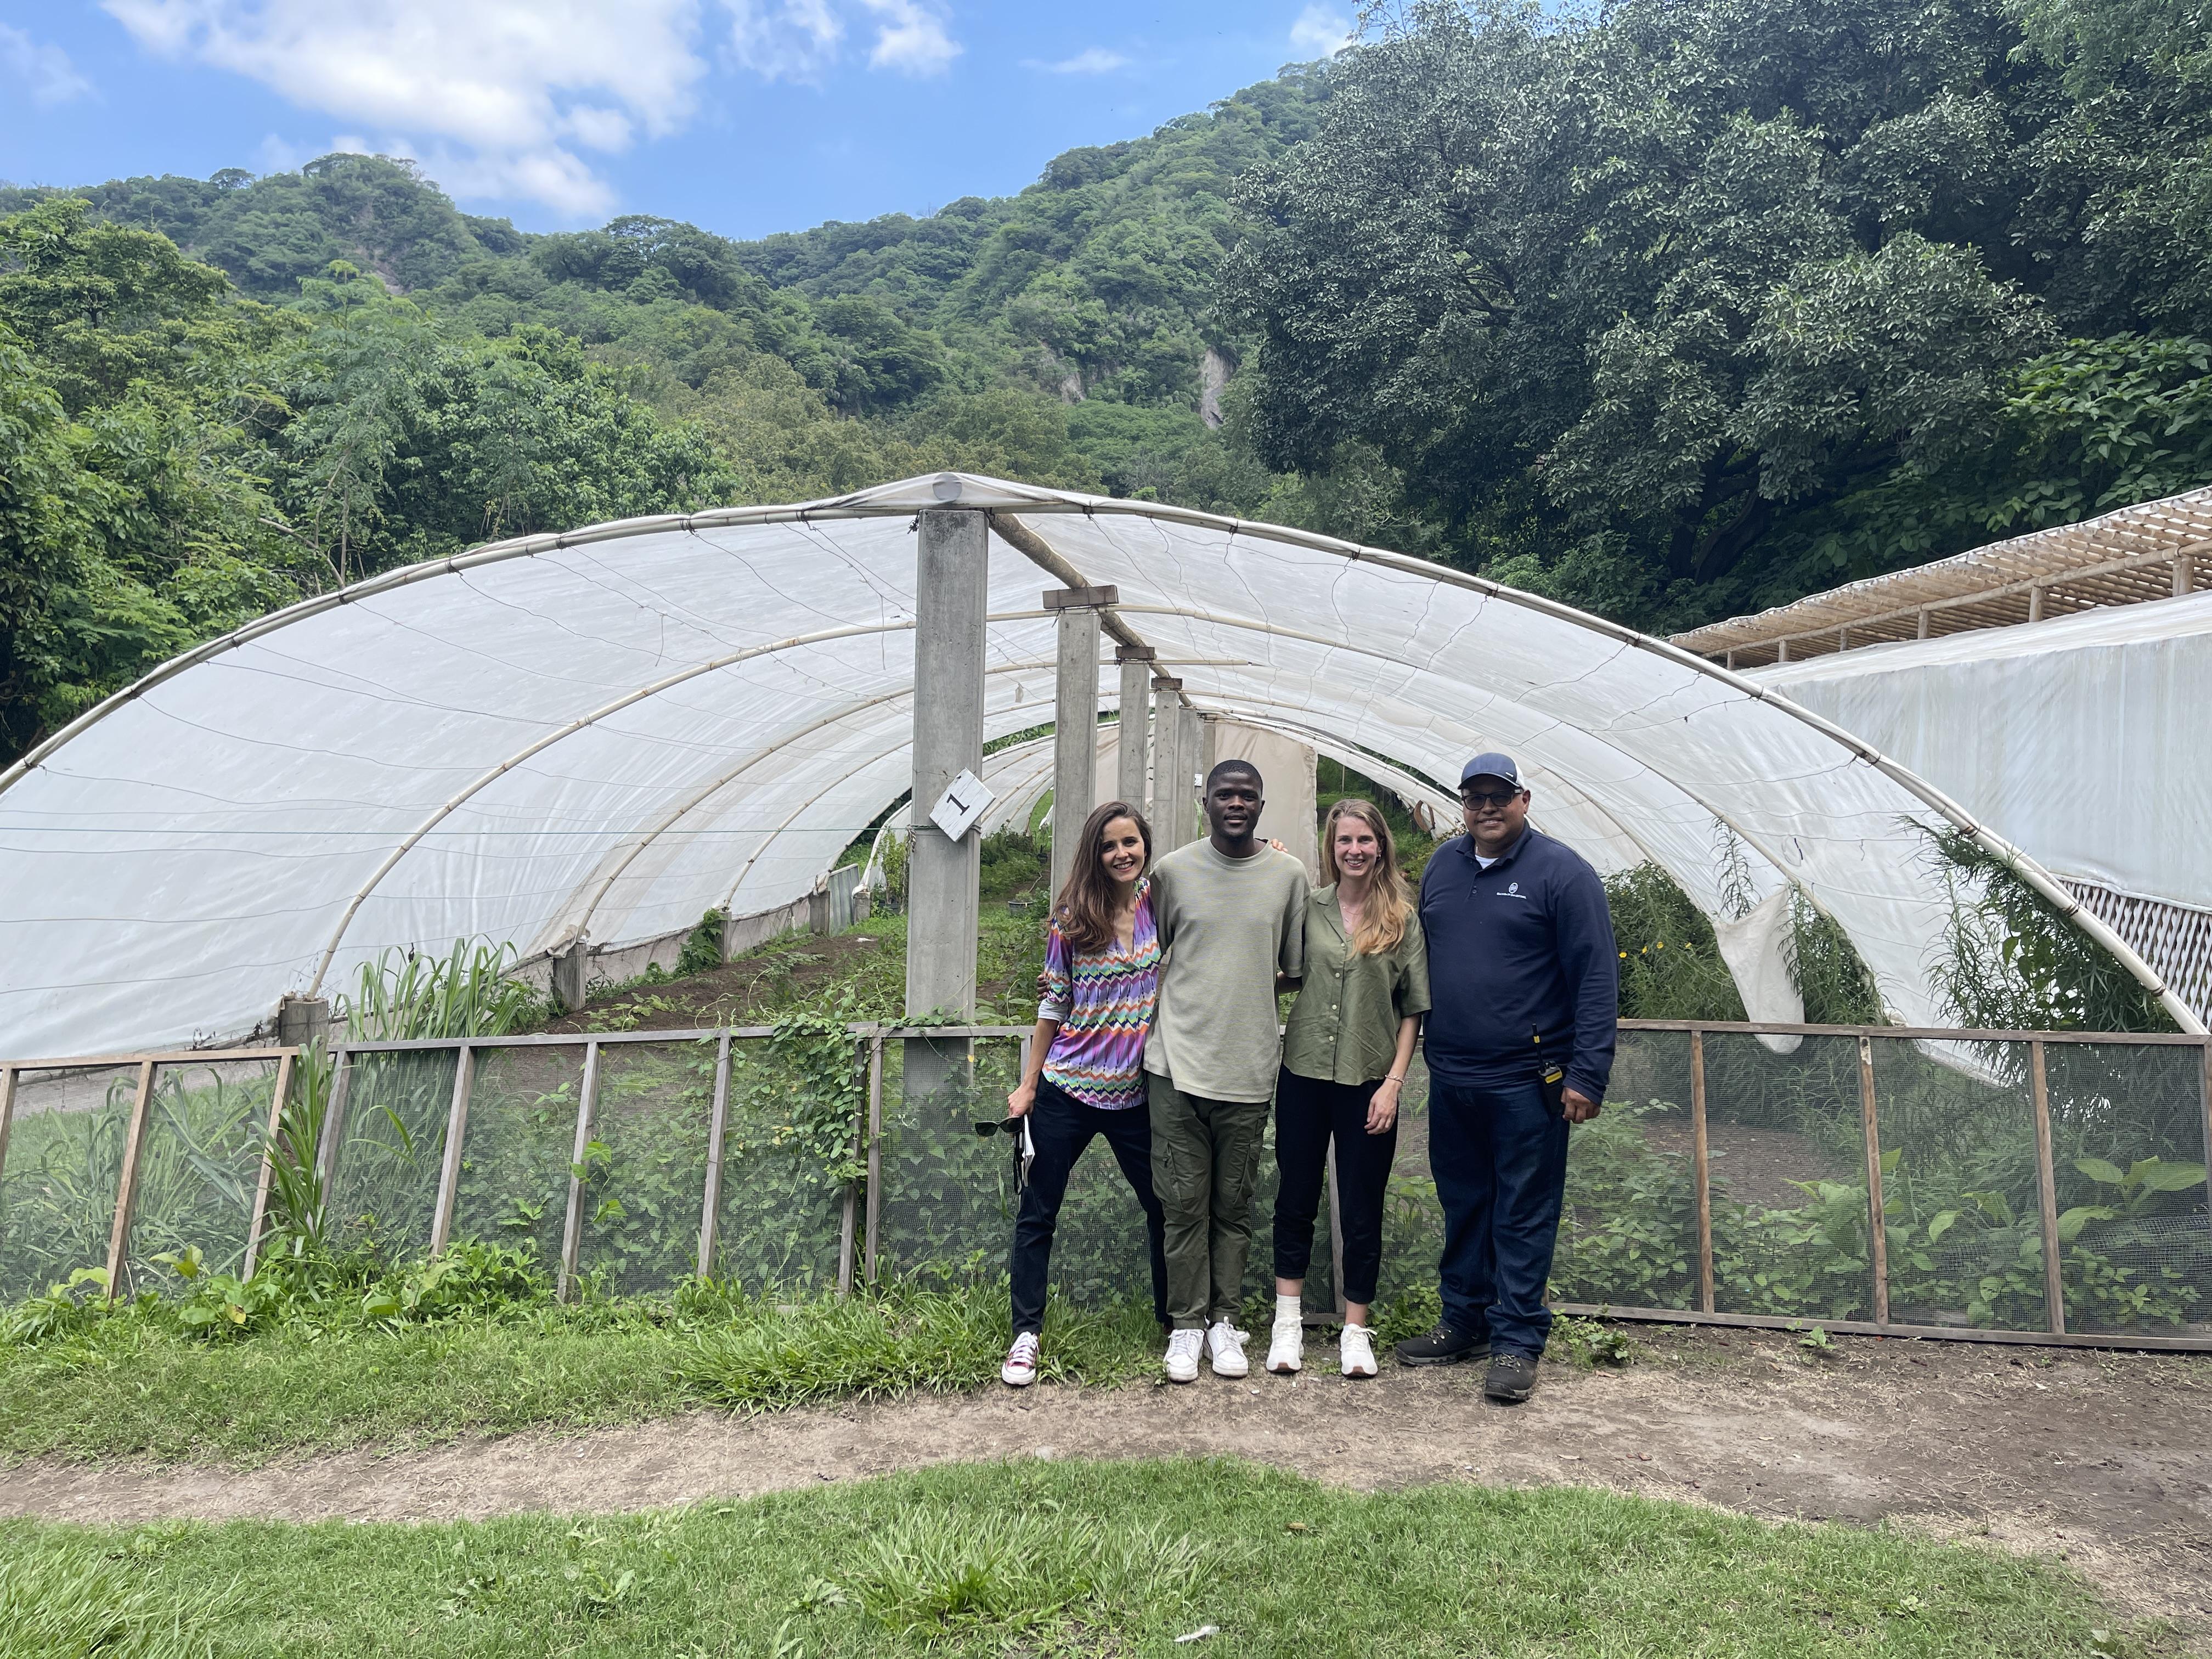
[1,3,1353,240]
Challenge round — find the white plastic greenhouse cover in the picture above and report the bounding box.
[1,472,2198,1059]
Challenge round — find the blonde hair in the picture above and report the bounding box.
[1322,798,1411,955]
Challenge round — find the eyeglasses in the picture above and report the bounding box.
[1460,789,1521,808]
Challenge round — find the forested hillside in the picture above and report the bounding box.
[4,0,2211,766]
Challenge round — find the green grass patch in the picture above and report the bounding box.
[0,1283,1156,1466]
[0,1458,2151,1656]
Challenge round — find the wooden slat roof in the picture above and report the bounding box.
[1672,487,2212,667]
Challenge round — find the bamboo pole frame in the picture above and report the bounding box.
[240,1050,296,1282]
[1858,1036,1889,1325]
[427,1045,477,1256]
[103,1059,158,1297]
[558,1041,602,1302]
[2030,1040,2067,1336]
[1690,1030,1715,1313]
[696,1031,734,1279]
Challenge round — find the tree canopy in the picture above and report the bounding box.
[3,2,2210,762]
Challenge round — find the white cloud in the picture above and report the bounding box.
[99,0,963,215]
[861,0,958,77]
[102,0,703,216]
[1028,47,1128,75]
[1288,3,1356,57]
[1,23,94,106]
[723,0,845,81]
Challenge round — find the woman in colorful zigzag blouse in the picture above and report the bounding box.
[998,799,1167,1387]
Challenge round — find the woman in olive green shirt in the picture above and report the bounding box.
[1268,798,1431,1378]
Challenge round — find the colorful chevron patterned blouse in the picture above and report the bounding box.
[1036,882,1160,1109]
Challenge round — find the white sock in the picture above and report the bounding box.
[1275,1293,1301,1323]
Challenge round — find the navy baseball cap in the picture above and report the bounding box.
[1460,752,1522,788]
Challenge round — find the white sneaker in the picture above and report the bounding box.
[1164,1328,1204,1384]
[1340,1324,1378,1379]
[1207,1320,1250,1379]
[1001,1331,1039,1387]
[1266,1315,1304,1375]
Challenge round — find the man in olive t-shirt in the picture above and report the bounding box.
[1143,759,1308,1383]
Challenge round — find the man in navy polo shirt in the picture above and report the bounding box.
[1397,752,1617,1401]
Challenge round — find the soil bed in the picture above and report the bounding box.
[7,1323,2208,1638]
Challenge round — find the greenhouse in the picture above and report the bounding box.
[0,472,2207,1347]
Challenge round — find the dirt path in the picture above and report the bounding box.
[7,1327,2210,1633]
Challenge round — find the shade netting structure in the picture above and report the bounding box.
[1,473,2197,1060]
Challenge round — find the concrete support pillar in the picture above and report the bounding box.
[1048,599,1102,901]
[2177,556,2197,597]
[906,508,989,1101]
[1116,647,1154,814]
[1776,638,1791,664]
[1183,704,1205,847]
[552,939,589,1013]
[1151,678,1184,850]
[275,992,331,1050]
[1916,609,1930,640]
[2028,586,2044,623]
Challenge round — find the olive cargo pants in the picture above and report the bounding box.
[1147,1071,1271,1329]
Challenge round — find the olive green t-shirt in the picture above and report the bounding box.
[1141,839,1309,1103]
[1282,885,1432,1086]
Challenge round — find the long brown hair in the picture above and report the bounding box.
[1053,800,1152,952]
[1322,797,1412,955]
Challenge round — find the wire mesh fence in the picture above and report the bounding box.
[0,1064,142,1301]
[2,1022,2206,1347]
[125,1057,283,1294]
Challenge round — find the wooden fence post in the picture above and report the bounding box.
[696,1031,734,1279]
[838,1034,867,1297]
[104,1059,159,1297]
[0,1067,18,1193]
[1690,1029,1715,1313]
[241,1050,297,1281]
[558,1041,602,1302]
[427,1045,477,1256]
[864,1030,885,1287]
[2030,1039,2067,1336]
[1858,1035,1889,1325]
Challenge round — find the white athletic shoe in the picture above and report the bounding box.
[1340,1324,1378,1379]
[1164,1328,1204,1383]
[1266,1315,1304,1375]
[1207,1320,1251,1379]
[1001,1330,1040,1387]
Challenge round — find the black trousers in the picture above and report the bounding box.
[1008,1077,1170,1336]
[1271,1067,1400,1306]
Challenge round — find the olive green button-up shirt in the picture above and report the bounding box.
[1282,885,1432,1086]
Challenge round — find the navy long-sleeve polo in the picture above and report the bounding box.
[1417,827,1620,1102]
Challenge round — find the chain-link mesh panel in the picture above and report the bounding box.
[2045,1042,2211,1336]
[451,1045,585,1274]
[710,1035,850,1294]
[575,1040,714,1295]
[0,1065,138,1300]
[128,1057,280,1293]
[1704,1033,1876,1323]
[1551,1029,1698,1311]
[326,1050,458,1261]
[1872,1038,2050,1331]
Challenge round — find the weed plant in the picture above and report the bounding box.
[0,1460,2142,1656]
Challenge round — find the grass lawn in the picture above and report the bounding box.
[0,1458,2146,1658]
[0,1285,1159,1465]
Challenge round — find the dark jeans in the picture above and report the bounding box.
[1428,1076,1570,1357]
[1009,1077,1169,1336]
[1271,1068,1398,1306]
